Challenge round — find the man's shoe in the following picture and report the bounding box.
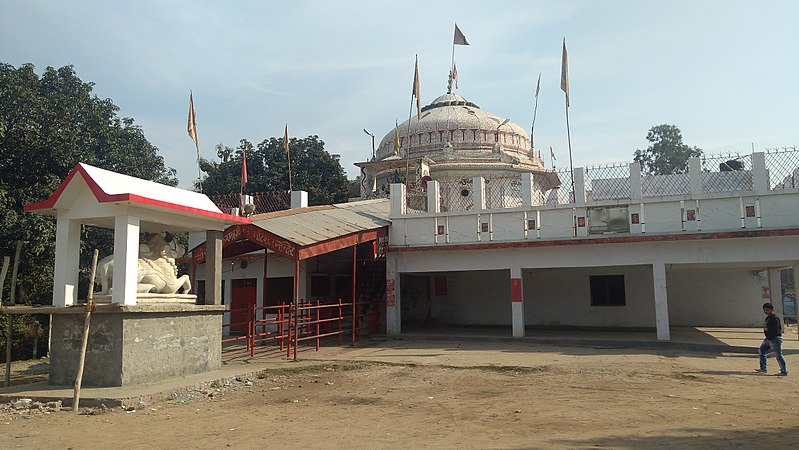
[774,372,788,376]
[754,369,767,373]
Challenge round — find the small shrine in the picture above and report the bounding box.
[21,163,249,386]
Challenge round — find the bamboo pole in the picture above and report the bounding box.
[73,249,99,413]
[0,256,9,303]
[9,241,22,304]
[4,315,12,387]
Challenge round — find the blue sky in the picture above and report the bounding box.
[2,0,797,188]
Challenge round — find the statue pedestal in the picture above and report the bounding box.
[38,303,225,387]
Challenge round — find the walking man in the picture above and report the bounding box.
[756,302,788,376]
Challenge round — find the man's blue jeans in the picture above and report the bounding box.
[759,336,788,374]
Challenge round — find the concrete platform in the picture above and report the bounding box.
[1,326,796,407]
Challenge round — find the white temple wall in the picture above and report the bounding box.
[523,265,656,328]
[667,268,765,327]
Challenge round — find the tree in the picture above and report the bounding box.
[0,62,177,305]
[198,135,349,205]
[633,124,703,175]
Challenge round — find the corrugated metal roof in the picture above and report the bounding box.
[250,198,390,247]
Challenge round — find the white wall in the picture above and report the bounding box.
[667,268,764,327]
[523,265,656,328]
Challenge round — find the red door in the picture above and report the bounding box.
[231,278,257,333]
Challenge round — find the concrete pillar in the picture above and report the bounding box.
[573,167,586,205]
[204,230,223,305]
[111,214,141,305]
[767,268,784,318]
[792,264,799,323]
[689,157,702,196]
[291,191,308,209]
[52,212,81,306]
[390,183,406,216]
[385,252,401,335]
[521,173,534,208]
[298,260,308,301]
[652,262,671,341]
[752,152,768,193]
[473,177,486,210]
[510,267,525,338]
[630,162,642,201]
[427,180,440,213]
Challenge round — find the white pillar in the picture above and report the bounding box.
[511,267,525,337]
[52,212,81,306]
[112,214,141,305]
[205,230,223,305]
[573,167,586,205]
[752,152,768,193]
[473,177,486,210]
[291,191,308,209]
[652,262,671,341]
[390,183,406,216]
[689,157,702,196]
[427,180,440,213]
[629,162,642,201]
[385,252,401,335]
[767,268,784,318]
[298,260,308,301]
[521,173,534,208]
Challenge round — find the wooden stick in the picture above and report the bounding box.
[4,315,11,387]
[73,249,99,413]
[0,256,10,304]
[9,241,22,304]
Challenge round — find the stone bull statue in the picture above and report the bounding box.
[96,232,192,295]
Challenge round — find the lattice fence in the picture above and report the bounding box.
[404,180,428,214]
[584,162,631,200]
[765,146,799,190]
[485,175,523,209]
[210,191,290,215]
[439,177,474,212]
[549,169,574,204]
[701,153,753,193]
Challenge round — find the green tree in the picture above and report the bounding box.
[0,62,177,305]
[633,124,703,175]
[198,135,349,205]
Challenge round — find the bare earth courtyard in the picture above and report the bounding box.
[1,338,798,449]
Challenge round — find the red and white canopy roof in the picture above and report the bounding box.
[25,163,249,232]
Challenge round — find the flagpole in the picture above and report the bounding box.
[285,125,293,192]
[531,72,541,150]
[448,34,455,94]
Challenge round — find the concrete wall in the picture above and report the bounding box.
[523,265,656,328]
[401,270,511,326]
[49,309,222,387]
[667,268,764,327]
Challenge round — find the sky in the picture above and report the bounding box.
[1,0,797,188]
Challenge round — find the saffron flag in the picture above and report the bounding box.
[452,62,459,89]
[284,125,290,153]
[412,56,421,116]
[241,149,248,186]
[394,120,401,154]
[560,38,569,107]
[187,92,199,150]
[454,24,469,45]
[535,72,541,98]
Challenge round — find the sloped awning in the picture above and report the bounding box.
[192,198,390,263]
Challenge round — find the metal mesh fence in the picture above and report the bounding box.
[701,153,753,193]
[439,177,474,212]
[210,191,290,215]
[765,146,799,190]
[548,169,574,204]
[584,162,630,200]
[485,175,523,209]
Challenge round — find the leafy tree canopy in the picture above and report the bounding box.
[198,135,349,205]
[633,124,703,175]
[0,62,177,304]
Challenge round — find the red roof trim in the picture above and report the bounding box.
[386,228,799,253]
[24,163,249,224]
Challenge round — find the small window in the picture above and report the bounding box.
[590,275,626,306]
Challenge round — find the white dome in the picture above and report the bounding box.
[376,93,535,163]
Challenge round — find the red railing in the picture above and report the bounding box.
[222,298,384,360]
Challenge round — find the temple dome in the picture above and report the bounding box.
[375,92,535,163]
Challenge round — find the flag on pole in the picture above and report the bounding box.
[412,56,421,117]
[535,72,541,98]
[394,120,401,154]
[241,149,248,186]
[550,146,556,161]
[454,24,469,45]
[187,92,199,151]
[560,38,569,107]
[284,125,290,153]
[452,63,459,89]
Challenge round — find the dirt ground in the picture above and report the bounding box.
[1,340,798,449]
